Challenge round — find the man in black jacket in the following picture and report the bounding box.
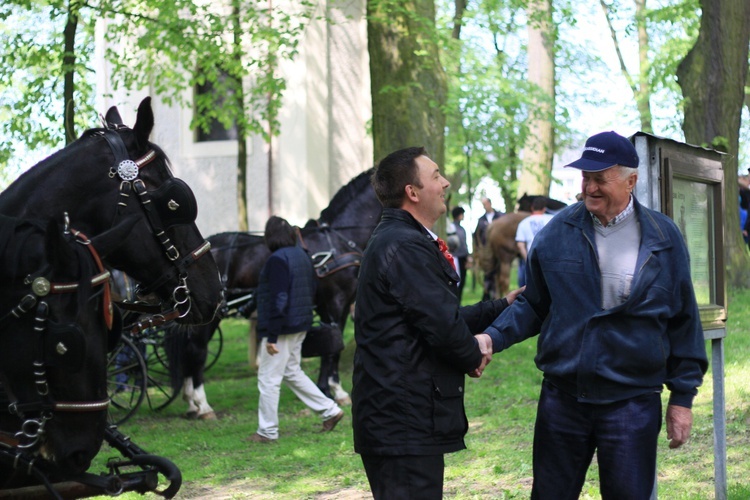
[352,147,521,499]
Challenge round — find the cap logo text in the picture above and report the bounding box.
[584,147,606,154]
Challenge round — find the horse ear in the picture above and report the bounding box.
[89,215,140,258]
[105,106,124,127]
[133,97,154,147]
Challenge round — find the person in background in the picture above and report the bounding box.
[515,197,554,287]
[451,206,470,302]
[479,131,708,498]
[249,216,344,443]
[352,146,522,499]
[473,197,504,300]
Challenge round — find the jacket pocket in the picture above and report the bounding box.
[432,376,467,440]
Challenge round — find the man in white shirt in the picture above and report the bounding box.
[515,197,554,287]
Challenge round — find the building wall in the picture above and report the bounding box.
[94,0,372,237]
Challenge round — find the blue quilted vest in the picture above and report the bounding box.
[256,245,316,337]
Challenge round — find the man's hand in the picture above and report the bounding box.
[505,286,526,304]
[469,333,493,377]
[666,404,693,449]
[266,342,279,355]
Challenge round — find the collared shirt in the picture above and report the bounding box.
[591,195,635,228]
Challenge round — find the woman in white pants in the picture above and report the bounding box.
[249,216,343,442]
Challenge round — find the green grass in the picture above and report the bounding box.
[93,276,750,499]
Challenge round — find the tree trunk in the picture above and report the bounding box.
[368,0,448,169]
[676,0,750,288]
[599,0,653,133]
[62,0,80,144]
[233,0,249,231]
[634,0,653,133]
[518,0,555,198]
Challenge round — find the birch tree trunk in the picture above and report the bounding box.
[518,0,555,199]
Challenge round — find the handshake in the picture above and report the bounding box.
[468,285,524,378]
[469,333,493,378]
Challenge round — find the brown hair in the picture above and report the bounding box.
[264,216,297,251]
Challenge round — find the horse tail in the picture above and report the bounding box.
[476,231,497,275]
[163,324,187,392]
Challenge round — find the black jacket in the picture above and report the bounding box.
[352,208,510,456]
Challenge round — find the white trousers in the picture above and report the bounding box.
[256,331,341,439]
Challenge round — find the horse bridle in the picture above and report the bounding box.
[296,223,366,278]
[101,128,212,318]
[1,228,112,452]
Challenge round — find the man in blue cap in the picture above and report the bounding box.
[477,131,708,498]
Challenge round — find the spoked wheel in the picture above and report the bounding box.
[204,324,223,372]
[107,335,147,425]
[135,326,181,412]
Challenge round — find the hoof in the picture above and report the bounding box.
[335,395,352,406]
[185,411,199,420]
[198,411,218,420]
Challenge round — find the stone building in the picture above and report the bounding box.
[94,0,372,235]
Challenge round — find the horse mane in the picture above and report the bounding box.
[27,127,172,176]
[317,168,374,224]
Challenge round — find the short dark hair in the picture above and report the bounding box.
[264,216,297,251]
[531,197,547,212]
[371,146,427,208]
[451,206,465,219]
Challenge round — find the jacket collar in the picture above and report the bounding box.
[380,207,453,255]
[381,207,429,234]
[562,198,673,253]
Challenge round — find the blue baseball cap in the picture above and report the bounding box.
[565,131,639,171]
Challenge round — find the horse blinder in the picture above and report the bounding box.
[43,321,86,373]
[149,178,198,229]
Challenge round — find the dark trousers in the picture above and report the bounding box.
[361,454,444,499]
[531,381,661,500]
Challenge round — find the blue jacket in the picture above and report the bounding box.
[485,198,708,408]
[256,245,317,343]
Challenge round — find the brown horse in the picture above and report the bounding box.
[477,194,569,297]
[477,212,529,298]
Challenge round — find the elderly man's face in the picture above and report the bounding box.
[581,166,637,224]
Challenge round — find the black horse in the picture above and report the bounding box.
[0,97,222,326]
[516,193,568,213]
[164,168,380,418]
[0,215,122,488]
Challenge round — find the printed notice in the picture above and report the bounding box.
[672,178,712,305]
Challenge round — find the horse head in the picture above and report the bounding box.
[0,97,222,326]
[0,216,121,479]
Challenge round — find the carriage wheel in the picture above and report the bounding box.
[107,335,147,425]
[204,324,223,372]
[137,326,181,412]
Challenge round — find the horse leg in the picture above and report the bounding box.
[317,353,351,405]
[326,352,351,406]
[182,328,217,420]
[182,376,197,416]
[316,353,335,400]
